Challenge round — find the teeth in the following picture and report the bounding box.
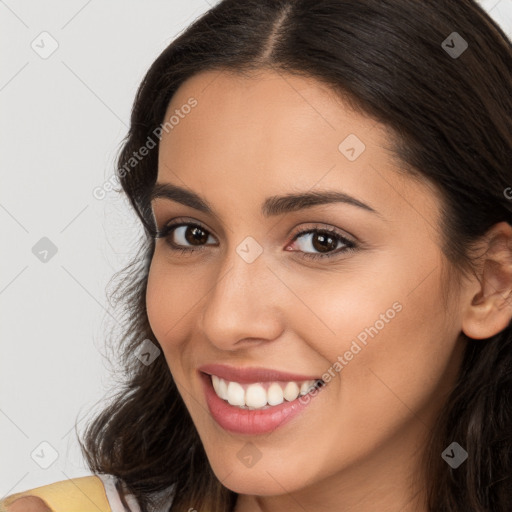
[210,374,321,409]
[245,383,268,408]
[218,378,228,400]
[267,382,284,406]
[227,381,245,406]
[212,374,221,395]
[300,381,315,395]
[283,381,300,401]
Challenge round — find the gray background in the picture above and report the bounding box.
[1,0,511,498]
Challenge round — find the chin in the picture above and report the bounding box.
[219,470,298,496]
[206,451,310,496]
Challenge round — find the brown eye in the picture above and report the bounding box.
[311,232,339,253]
[289,227,357,260]
[166,224,215,247]
[156,222,217,253]
[181,225,210,245]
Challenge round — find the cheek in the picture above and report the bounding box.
[145,256,204,357]
[311,245,450,371]
[316,260,458,450]
[290,246,456,404]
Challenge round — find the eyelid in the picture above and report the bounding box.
[289,222,356,243]
[156,216,215,236]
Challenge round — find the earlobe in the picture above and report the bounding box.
[461,221,512,340]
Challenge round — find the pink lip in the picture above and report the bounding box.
[198,369,326,435]
[198,363,322,383]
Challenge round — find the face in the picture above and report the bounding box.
[146,69,467,508]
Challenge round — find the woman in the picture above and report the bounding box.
[2,0,511,510]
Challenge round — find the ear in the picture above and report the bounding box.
[462,221,512,340]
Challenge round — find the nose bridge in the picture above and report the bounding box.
[215,232,270,300]
[199,237,283,347]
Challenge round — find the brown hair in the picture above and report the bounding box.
[77,1,512,510]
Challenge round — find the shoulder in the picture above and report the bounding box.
[0,474,141,512]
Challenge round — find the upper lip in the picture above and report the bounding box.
[198,363,322,384]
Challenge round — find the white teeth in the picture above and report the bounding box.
[245,383,268,408]
[226,381,245,406]
[210,374,321,409]
[212,374,221,395]
[267,382,284,406]
[212,374,229,399]
[218,378,228,400]
[283,381,300,402]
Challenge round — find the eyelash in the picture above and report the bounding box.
[154,220,358,261]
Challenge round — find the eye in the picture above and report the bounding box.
[287,226,357,260]
[155,219,358,261]
[155,220,217,254]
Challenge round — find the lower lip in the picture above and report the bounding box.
[200,372,324,435]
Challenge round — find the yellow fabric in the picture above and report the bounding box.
[0,475,112,512]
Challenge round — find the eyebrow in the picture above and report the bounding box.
[149,182,381,218]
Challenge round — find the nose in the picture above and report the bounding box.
[198,244,285,350]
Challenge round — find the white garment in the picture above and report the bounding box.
[96,474,176,512]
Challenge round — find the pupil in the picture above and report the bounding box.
[186,226,208,245]
[313,233,337,253]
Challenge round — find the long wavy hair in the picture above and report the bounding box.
[77,0,512,510]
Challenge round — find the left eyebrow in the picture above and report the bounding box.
[150,182,383,218]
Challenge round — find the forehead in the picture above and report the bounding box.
[162,68,377,157]
[157,69,442,229]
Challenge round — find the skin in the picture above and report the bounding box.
[146,68,512,511]
[5,497,52,512]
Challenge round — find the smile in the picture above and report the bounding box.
[211,374,321,409]
[198,364,326,435]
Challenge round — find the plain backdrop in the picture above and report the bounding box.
[1,0,511,498]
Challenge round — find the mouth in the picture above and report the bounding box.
[208,373,323,409]
[198,364,326,435]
